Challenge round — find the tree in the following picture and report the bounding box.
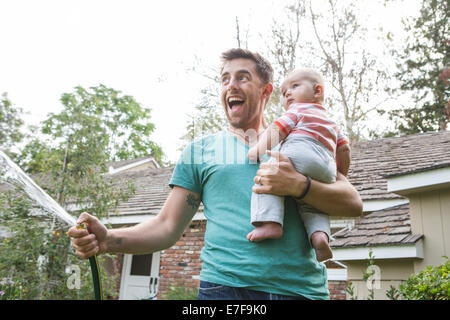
[43,84,163,163]
[309,0,392,142]
[17,84,156,217]
[180,0,394,144]
[0,84,161,299]
[0,93,24,155]
[264,0,306,124]
[387,0,450,135]
[0,186,119,299]
[179,1,307,148]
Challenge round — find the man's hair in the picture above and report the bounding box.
[220,48,274,84]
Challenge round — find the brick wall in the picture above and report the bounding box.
[157,219,347,300]
[328,280,347,300]
[158,220,206,298]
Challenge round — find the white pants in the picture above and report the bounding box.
[251,136,336,242]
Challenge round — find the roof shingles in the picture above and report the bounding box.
[330,203,423,248]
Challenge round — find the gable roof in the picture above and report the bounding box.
[348,130,450,201]
[107,156,156,170]
[330,203,423,249]
[331,130,450,250]
[108,166,174,217]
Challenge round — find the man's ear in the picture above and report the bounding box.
[262,83,273,101]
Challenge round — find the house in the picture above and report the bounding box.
[104,130,450,300]
[330,130,450,299]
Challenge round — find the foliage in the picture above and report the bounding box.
[345,281,357,300]
[387,257,450,300]
[0,93,25,155]
[0,87,154,299]
[15,85,145,220]
[309,0,392,142]
[345,249,377,300]
[42,84,163,164]
[387,0,450,135]
[0,188,120,299]
[159,283,198,300]
[180,0,395,144]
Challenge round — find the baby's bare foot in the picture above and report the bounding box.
[311,231,333,262]
[247,222,283,242]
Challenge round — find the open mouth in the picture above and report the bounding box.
[228,96,245,112]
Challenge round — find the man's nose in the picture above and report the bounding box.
[227,76,240,90]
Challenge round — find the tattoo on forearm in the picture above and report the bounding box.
[186,194,201,210]
[115,238,122,245]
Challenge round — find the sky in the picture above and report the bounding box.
[0,0,421,163]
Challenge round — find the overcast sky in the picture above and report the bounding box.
[0,0,420,163]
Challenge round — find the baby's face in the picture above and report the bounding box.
[281,72,317,109]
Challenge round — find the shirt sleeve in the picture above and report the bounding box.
[273,108,300,137]
[169,140,203,196]
[336,129,349,147]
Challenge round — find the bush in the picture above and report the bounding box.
[388,257,449,300]
[0,190,119,300]
[159,283,198,300]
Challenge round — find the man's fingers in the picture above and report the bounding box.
[76,212,97,225]
[74,238,98,253]
[67,225,89,238]
[73,233,97,246]
[252,184,272,194]
[77,246,99,260]
[73,236,99,259]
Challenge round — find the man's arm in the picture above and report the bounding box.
[67,186,200,259]
[252,150,362,217]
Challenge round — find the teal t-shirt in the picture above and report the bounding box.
[169,130,329,300]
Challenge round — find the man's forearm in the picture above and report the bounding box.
[301,172,362,217]
[105,216,175,254]
[105,187,200,254]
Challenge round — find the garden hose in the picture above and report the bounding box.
[88,255,103,300]
[76,224,103,300]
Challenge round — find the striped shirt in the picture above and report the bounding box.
[274,103,348,156]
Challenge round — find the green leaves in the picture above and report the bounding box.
[388,0,450,135]
[388,257,450,300]
[0,93,25,152]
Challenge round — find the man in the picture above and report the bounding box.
[68,48,362,300]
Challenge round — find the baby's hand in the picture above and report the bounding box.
[247,146,259,164]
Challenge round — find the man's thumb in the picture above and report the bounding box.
[77,212,94,225]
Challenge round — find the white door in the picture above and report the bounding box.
[119,252,160,300]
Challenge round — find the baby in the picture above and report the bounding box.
[247,68,351,262]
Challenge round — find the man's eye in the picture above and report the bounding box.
[222,77,229,84]
[292,83,299,88]
[239,75,249,81]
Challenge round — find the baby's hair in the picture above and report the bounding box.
[290,68,324,86]
[284,68,325,103]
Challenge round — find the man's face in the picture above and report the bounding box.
[220,58,269,131]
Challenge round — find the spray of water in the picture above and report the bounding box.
[0,150,76,226]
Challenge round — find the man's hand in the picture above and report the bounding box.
[253,151,362,217]
[67,212,108,259]
[247,146,260,163]
[252,150,308,197]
